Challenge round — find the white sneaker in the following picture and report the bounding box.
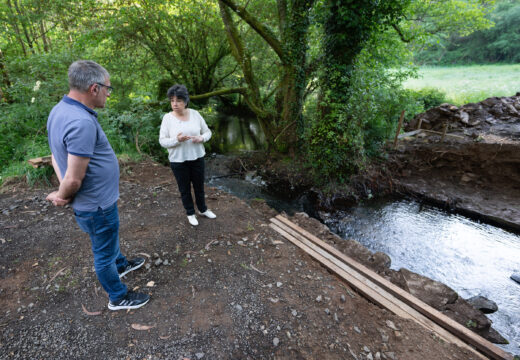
[187,215,199,226]
[200,210,216,219]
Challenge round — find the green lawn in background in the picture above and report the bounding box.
[403,64,520,106]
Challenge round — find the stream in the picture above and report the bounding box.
[206,115,519,355]
[207,164,520,355]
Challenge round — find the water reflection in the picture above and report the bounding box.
[324,198,520,354]
[210,114,265,153]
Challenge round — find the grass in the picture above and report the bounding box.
[0,152,142,188]
[403,64,520,105]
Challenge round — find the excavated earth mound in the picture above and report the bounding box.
[390,93,520,232]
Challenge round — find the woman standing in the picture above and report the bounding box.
[159,84,216,226]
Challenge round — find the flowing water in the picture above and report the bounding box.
[208,116,519,355]
[323,198,520,355]
[208,169,520,355]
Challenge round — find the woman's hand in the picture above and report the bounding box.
[191,135,204,143]
[177,132,191,142]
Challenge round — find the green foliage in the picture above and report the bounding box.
[307,0,409,182]
[0,52,75,184]
[0,0,510,187]
[99,103,166,162]
[398,0,495,52]
[408,88,448,110]
[416,1,520,64]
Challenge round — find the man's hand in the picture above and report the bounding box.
[177,132,191,142]
[191,135,204,143]
[46,191,70,206]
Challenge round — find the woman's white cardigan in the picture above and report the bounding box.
[159,109,212,163]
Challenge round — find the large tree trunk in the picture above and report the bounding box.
[218,1,276,149]
[277,0,313,151]
[218,0,314,153]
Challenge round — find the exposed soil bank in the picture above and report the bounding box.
[0,162,494,359]
[390,94,520,232]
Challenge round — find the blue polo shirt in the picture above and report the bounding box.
[47,95,119,211]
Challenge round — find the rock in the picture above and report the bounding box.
[154,258,163,266]
[482,327,509,344]
[466,295,498,314]
[369,252,392,272]
[511,273,520,284]
[195,352,204,359]
[340,294,346,303]
[324,308,330,315]
[316,295,322,302]
[385,320,398,331]
[235,304,243,311]
[354,326,361,334]
[443,297,491,331]
[378,328,389,343]
[276,282,282,287]
[385,352,396,360]
[273,337,279,346]
[394,268,458,309]
[291,310,297,317]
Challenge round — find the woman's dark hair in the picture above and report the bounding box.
[167,84,189,106]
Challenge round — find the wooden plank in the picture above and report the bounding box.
[398,129,422,139]
[274,215,512,360]
[27,155,52,168]
[268,223,414,318]
[270,220,487,359]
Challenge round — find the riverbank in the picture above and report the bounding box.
[252,94,520,233]
[0,161,493,359]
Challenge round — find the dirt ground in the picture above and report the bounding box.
[388,96,520,232]
[0,161,488,360]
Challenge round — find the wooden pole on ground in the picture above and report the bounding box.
[441,122,448,142]
[393,110,406,149]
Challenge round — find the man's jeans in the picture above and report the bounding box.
[74,202,128,302]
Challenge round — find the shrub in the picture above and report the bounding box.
[409,87,447,110]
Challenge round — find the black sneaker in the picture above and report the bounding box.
[118,257,145,278]
[108,291,150,311]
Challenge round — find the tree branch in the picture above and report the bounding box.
[219,0,284,61]
[392,24,412,43]
[190,87,247,100]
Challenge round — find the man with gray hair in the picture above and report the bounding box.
[46,60,150,310]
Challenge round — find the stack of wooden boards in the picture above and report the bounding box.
[27,155,52,168]
[269,215,512,360]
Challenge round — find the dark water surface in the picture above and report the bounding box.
[208,169,520,355]
[210,114,265,153]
